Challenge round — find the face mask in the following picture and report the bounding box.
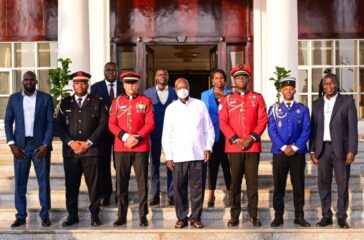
[177,88,189,99]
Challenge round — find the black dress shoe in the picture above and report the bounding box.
[11,218,26,227]
[139,216,148,227]
[113,218,126,226]
[100,197,110,207]
[294,217,311,227]
[207,200,215,208]
[316,217,333,227]
[338,219,350,229]
[271,218,283,227]
[41,217,52,227]
[168,196,174,206]
[149,197,160,206]
[175,220,188,228]
[91,216,101,226]
[62,217,79,227]
[249,217,262,227]
[115,196,118,204]
[227,218,239,227]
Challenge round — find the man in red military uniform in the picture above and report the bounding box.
[219,64,268,227]
[108,72,155,227]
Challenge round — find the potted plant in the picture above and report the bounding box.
[269,66,291,102]
[49,58,72,117]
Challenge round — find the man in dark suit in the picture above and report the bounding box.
[310,73,358,229]
[5,71,54,227]
[90,62,124,206]
[56,71,108,227]
[144,69,177,206]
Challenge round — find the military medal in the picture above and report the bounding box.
[296,109,301,114]
[137,102,146,113]
[278,121,282,128]
[218,104,222,111]
[250,96,256,107]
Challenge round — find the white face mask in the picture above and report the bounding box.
[176,88,189,99]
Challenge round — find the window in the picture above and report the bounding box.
[298,39,364,119]
[0,42,57,118]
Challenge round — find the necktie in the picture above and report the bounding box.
[78,97,82,107]
[109,84,115,100]
[287,102,291,110]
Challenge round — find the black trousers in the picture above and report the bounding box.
[208,136,231,191]
[173,160,207,222]
[228,152,259,219]
[272,153,306,218]
[64,156,100,219]
[98,134,114,199]
[318,142,350,220]
[114,152,149,220]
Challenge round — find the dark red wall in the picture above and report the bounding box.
[298,0,364,39]
[111,0,252,43]
[0,0,57,41]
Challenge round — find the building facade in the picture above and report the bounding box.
[1,0,364,134]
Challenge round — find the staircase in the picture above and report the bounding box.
[1,140,364,239]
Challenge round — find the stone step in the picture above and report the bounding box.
[1,200,364,221]
[1,219,364,240]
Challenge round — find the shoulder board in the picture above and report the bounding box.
[251,91,262,96]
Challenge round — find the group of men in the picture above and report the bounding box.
[5,62,358,229]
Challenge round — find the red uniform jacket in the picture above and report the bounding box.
[219,91,268,153]
[109,94,155,152]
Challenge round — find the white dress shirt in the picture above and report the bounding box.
[105,79,117,96]
[75,94,87,107]
[23,90,37,137]
[162,97,215,163]
[323,93,338,141]
[156,85,169,105]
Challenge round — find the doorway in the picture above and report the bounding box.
[145,45,217,99]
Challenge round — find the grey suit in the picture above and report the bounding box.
[309,93,358,220]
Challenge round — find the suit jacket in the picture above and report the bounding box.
[309,93,358,159]
[90,80,124,110]
[55,94,108,157]
[4,91,54,149]
[201,88,230,142]
[143,86,177,140]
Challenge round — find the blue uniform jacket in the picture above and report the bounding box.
[201,88,230,142]
[268,101,310,154]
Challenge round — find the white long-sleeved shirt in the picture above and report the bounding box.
[23,90,37,137]
[323,93,338,141]
[162,97,215,163]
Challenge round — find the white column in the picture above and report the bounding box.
[58,0,90,73]
[262,0,298,106]
[88,0,110,84]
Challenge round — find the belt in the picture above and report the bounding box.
[25,137,34,140]
[323,141,331,144]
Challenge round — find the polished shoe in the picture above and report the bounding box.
[113,218,126,226]
[115,196,118,204]
[294,217,311,227]
[139,216,148,227]
[338,219,350,229]
[91,216,101,226]
[41,217,52,227]
[227,218,239,227]
[191,220,204,228]
[11,218,26,228]
[149,197,160,206]
[316,217,333,227]
[271,218,283,227]
[168,196,175,206]
[207,200,215,208]
[62,217,79,227]
[175,220,188,228]
[100,197,110,207]
[249,217,262,227]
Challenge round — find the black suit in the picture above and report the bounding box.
[90,80,124,200]
[56,94,108,219]
[309,93,358,220]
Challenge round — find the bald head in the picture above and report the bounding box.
[175,78,189,89]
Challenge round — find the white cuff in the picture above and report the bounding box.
[291,145,299,152]
[7,141,15,146]
[122,133,130,142]
[87,139,94,146]
[280,145,287,151]
[67,140,74,146]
